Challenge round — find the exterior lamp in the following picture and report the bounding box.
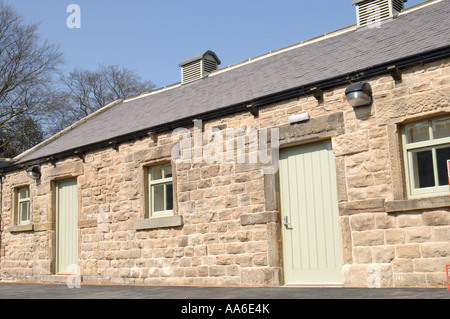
[26,165,41,180]
[345,82,373,107]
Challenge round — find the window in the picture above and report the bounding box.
[148,164,173,218]
[16,186,31,225]
[402,116,450,197]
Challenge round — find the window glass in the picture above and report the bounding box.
[19,202,30,223]
[164,164,172,178]
[432,117,450,139]
[151,166,163,180]
[166,184,173,210]
[153,184,165,212]
[406,122,429,143]
[412,150,435,188]
[436,147,450,186]
[18,187,29,200]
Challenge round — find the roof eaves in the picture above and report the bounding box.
[13,99,124,162]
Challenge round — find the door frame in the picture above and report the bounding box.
[278,140,344,286]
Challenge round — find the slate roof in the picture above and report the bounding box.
[14,0,450,165]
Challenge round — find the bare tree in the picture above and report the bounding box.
[0,1,156,151]
[44,64,156,134]
[0,1,63,155]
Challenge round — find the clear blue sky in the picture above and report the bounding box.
[4,0,424,89]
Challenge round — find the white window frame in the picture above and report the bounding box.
[16,186,31,225]
[402,116,450,198]
[148,164,173,218]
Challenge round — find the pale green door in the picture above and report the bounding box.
[56,179,78,274]
[279,141,343,285]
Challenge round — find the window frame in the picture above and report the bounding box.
[147,163,173,218]
[402,116,450,198]
[15,186,31,226]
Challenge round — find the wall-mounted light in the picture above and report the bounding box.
[26,165,41,180]
[345,82,373,107]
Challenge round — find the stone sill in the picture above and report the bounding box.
[8,224,34,233]
[134,215,183,230]
[385,195,450,213]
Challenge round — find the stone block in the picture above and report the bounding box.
[350,213,375,231]
[394,273,426,287]
[372,246,395,263]
[397,214,423,228]
[343,264,392,288]
[241,268,280,286]
[347,174,373,188]
[422,210,450,226]
[414,257,450,272]
[375,213,396,229]
[334,131,370,157]
[426,272,448,287]
[240,212,278,226]
[434,226,450,241]
[246,241,268,254]
[405,227,431,243]
[352,230,384,247]
[209,266,226,277]
[421,242,450,258]
[396,244,421,259]
[353,247,372,263]
[393,259,414,273]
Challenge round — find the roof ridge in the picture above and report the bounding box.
[120,0,445,105]
[210,0,445,78]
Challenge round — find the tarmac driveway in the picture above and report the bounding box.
[0,282,448,299]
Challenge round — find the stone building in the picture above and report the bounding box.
[1,0,449,287]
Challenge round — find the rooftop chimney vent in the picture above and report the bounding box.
[179,50,221,84]
[353,0,407,27]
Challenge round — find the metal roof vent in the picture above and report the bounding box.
[353,0,407,28]
[179,50,221,84]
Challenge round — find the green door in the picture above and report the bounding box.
[56,179,78,274]
[279,141,343,285]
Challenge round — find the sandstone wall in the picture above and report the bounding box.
[0,58,449,287]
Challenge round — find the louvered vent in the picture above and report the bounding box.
[181,60,202,85]
[203,58,218,74]
[354,0,406,27]
[179,50,221,84]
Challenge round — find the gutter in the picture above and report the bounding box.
[2,45,450,173]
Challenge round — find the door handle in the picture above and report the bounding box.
[283,216,291,229]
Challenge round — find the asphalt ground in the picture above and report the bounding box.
[0,282,448,299]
